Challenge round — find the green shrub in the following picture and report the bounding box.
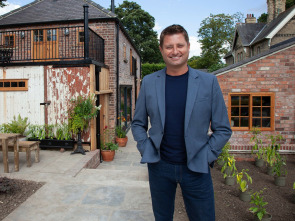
[0,114,29,136]
[142,63,166,78]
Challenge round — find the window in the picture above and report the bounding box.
[3,34,15,47]
[47,29,57,41]
[123,43,127,62]
[33,30,44,42]
[229,93,274,131]
[257,46,260,54]
[78,31,84,43]
[0,79,28,91]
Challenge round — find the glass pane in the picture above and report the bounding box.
[241,117,249,127]
[253,107,261,117]
[262,96,271,106]
[262,118,271,128]
[11,82,17,87]
[231,96,239,106]
[253,96,261,106]
[241,107,249,116]
[252,118,261,127]
[39,35,43,42]
[231,107,239,116]
[18,81,25,87]
[4,82,10,87]
[241,96,249,105]
[262,107,270,117]
[231,117,239,127]
[0,82,3,87]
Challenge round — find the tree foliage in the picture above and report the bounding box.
[197,13,243,69]
[141,63,166,78]
[286,0,295,9]
[115,1,162,63]
[0,0,7,8]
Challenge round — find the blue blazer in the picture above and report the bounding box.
[131,66,232,173]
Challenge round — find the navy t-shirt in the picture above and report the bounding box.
[160,71,188,164]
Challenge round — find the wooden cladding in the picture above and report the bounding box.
[229,93,275,131]
[0,79,28,91]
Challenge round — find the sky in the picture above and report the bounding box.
[1,0,268,57]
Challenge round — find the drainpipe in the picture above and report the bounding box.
[116,22,119,126]
[83,4,89,59]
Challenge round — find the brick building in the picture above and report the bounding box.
[0,0,141,150]
[213,37,295,152]
[225,0,295,65]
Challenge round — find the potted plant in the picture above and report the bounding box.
[101,126,118,161]
[115,110,128,147]
[250,128,265,168]
[249,189,272,221]
[265,134,283,175]
[217,142,230,166]
[0,114,29,138]
[236,169,253,202]
[68,94,101,155]
[221,155,237,186]
[272,154,287,187]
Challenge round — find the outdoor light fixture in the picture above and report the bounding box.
[20,31,25,39]
[64,28,69,36]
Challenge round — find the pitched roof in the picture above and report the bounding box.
[250,5,295,45]
[0,0,116,26]
[235,23,266,46]
[213,37,295,76]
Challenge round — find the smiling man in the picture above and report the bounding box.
[131,24,232,221]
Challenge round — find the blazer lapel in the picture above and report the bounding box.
[156,69,166,130]
[185,68,199,134]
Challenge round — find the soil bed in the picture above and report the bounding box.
[174,156,295,221]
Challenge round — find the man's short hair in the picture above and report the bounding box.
[159,24,189,48]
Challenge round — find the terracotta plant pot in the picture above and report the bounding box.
[101,150,115,162]
[115,136,128,147]
[239,190,251,202]
[274,176,286,187]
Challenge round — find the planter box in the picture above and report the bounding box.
[28,138,75,150]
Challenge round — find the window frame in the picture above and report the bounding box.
[0,79,28,91]
[77,30,84,45]
[228,92,275,131]
[3,34,15,48]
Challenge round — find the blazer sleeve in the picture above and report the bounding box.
[131,78,149,155]
[207,76,232,165]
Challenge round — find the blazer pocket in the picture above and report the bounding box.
[195,97,209,103]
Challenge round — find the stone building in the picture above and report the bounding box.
[0,0,141,150]
[225,0,295,65]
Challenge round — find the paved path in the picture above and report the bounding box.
[1,131,154,221]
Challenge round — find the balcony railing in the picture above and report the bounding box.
[0,26,104,64]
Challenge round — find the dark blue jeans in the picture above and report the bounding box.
[148,160,215,221]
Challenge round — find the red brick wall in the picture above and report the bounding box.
[216,45,295,147]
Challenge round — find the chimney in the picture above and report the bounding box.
[245,14,257,23]
[267,0,286,23]
[111,0,115,13]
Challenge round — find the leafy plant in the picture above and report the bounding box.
[293,182,295,190]
[250,127,265,160]
[68,94,101,134]
[249,189,269,220]
[265,134,283,167]
[27,125,45,140]
[0,114,29,136]
[0,177,16,193]
[272,154,287,177]
[236,169,252,192]
[217,142,230,166]
[221,155,237,178]
[101,126,118,151]
[116,110,127,138]
[56,123,72,140]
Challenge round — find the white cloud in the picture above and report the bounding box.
[189,36,201,58]
[153,22,162,33]
[0,3,21,16]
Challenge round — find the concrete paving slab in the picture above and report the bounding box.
[1,131,154,221]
